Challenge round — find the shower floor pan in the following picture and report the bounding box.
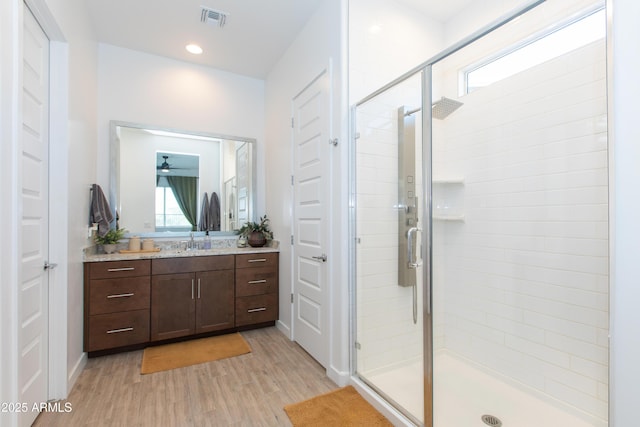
[365,353,605,427]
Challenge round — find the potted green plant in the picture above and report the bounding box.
[95,228,127,254]
[238,215,273,248]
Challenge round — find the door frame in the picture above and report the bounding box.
[32,0,71,400]
[1,0,70,413]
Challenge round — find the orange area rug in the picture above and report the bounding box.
[140,333,251,374]
[284,385,393,426]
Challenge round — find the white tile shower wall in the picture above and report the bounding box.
[433,40,608,421]
[355,76,425,375]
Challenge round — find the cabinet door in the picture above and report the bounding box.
[196,270,235,333]
[151,273,195,341]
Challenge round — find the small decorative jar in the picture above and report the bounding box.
[128,236,141,251]
[142,239,155,251]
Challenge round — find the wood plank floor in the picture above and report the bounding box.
[34,327,338,426]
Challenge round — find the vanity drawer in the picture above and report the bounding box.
[152,255,234,275]
[235,266,278,297]
[89,260,150,279]
[235,294,278,326]
[89,276,150,315]
[235,253,278,269]
[87,309,149,352]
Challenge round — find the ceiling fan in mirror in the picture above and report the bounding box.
[157,155,185,173]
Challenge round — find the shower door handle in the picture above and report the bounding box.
[407,227,421,325]
[407,227,422,268]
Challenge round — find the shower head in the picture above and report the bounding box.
[432,97,463,120]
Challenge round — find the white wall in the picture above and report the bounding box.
[42,0,100,395]
[349,0,445,103]
[96,44,266,215]
[265,0,347,383]
[444,0,533,46]
[610,1,640,426]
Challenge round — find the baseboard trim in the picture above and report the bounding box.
[67,352,87,394]
[276,319,291,339]
[327,365,350,387]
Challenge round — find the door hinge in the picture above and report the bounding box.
[291,117,294,128]
[291,175,294,185]
[329,138,338,146]
[354,132,361,140]
[290,235,294,245]
[355,341,361,350]
[290,293,294,303]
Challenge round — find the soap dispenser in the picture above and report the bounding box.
[203,230,212,249]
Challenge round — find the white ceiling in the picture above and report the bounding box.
[85,0,475,79]
[396,0,475,22]
[85,0,324,79]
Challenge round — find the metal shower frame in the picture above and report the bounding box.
[349,1,547,426]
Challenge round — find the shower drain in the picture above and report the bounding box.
[481,414,502,427]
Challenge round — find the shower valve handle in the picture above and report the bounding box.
[407,227,422,268]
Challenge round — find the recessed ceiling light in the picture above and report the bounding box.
[369,24,382,34]
[185,44,203,55]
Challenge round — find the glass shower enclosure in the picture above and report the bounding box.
[354,71,426,425]
[352,1,608,426]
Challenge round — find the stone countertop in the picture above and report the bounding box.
[84,240,279,263]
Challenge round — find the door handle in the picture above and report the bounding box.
[44,261,58,271]
[312,254,327,262]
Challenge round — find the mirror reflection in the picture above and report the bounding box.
[110,121,256,236]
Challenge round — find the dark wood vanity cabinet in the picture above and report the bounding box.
[83,259,151,352]
[235,253,279,326]
[150,255,235,341]
[84,251,278,354]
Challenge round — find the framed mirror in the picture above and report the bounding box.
[109,121,256,237]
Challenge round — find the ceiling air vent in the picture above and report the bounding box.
[200,6,228,28]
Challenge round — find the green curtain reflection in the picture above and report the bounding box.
[166,176,198,230]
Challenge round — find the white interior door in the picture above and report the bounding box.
[19,5,50,426]
[292,70,330,367]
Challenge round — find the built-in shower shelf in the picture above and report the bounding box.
[433,214,465,222]
[433,177,465,184]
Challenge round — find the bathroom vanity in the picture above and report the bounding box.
[83,246,278,355]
